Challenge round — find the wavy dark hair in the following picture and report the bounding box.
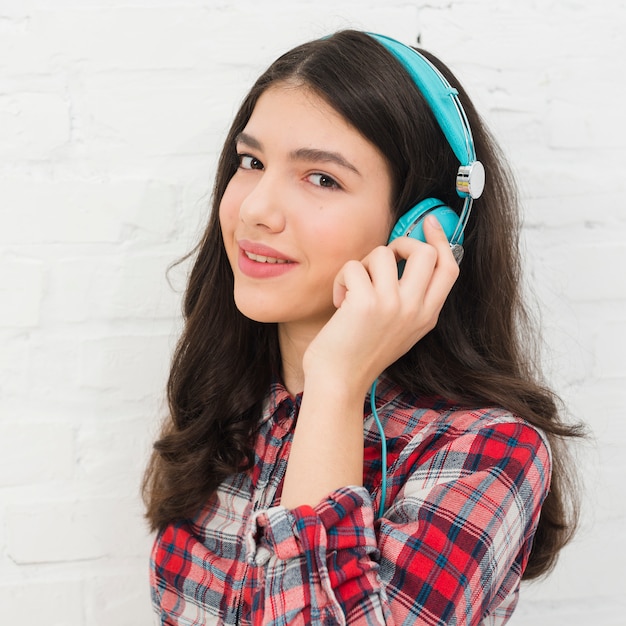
[143,30,582,580]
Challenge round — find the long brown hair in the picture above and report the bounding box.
[143,30,582,579]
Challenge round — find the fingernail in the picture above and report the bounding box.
[426,214,442,229]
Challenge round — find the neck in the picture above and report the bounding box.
[278,321,323,396]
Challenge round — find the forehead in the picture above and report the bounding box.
[241,83,389,170]
[246,83,349,133]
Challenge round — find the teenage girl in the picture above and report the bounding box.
[143,30,581,625]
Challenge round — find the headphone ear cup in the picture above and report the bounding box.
[388,198,463,244]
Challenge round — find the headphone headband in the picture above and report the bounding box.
[368,33,485,202]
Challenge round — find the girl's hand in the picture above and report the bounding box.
[303,214,459,397]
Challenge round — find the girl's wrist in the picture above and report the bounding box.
[303,359,373,404]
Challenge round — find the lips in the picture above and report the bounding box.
[238,240,295,262]
[237,240,297,278]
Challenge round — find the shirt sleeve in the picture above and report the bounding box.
[243,419,551,626]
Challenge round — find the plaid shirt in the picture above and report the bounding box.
[151,375,550,625]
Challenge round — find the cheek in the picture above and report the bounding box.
[218,184,240,243]
[306,210,390,263]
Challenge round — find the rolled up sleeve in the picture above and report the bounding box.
[245,487,390,625]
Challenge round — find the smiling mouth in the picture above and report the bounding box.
[244,251,292,264]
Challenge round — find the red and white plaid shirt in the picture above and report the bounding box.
[150,375,550,625]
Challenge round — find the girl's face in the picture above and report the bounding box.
[219,82,394,332]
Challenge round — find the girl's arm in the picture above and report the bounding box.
[281,215,459,510]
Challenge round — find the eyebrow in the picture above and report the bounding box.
[235,132,361,176]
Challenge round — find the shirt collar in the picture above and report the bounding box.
[259,378,302,425]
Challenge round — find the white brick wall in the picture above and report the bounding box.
[1,1,624,623]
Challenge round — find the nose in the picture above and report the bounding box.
[238,169,286,233]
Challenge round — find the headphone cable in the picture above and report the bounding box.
[369,378,388,520]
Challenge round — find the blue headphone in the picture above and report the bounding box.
[366,33,485,519]
[370,33,485,264]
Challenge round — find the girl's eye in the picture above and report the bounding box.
[308,173,341,190]
[238,154,264,170]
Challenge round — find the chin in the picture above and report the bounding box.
[233,293,283,324]
[232,292,334,327]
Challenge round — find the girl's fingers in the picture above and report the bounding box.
[421,214,460,306]
[358,245,403,302]
[333,214,459,326]
[334,244,404,309]
[396,215,459,309]
[332,259,374,308]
